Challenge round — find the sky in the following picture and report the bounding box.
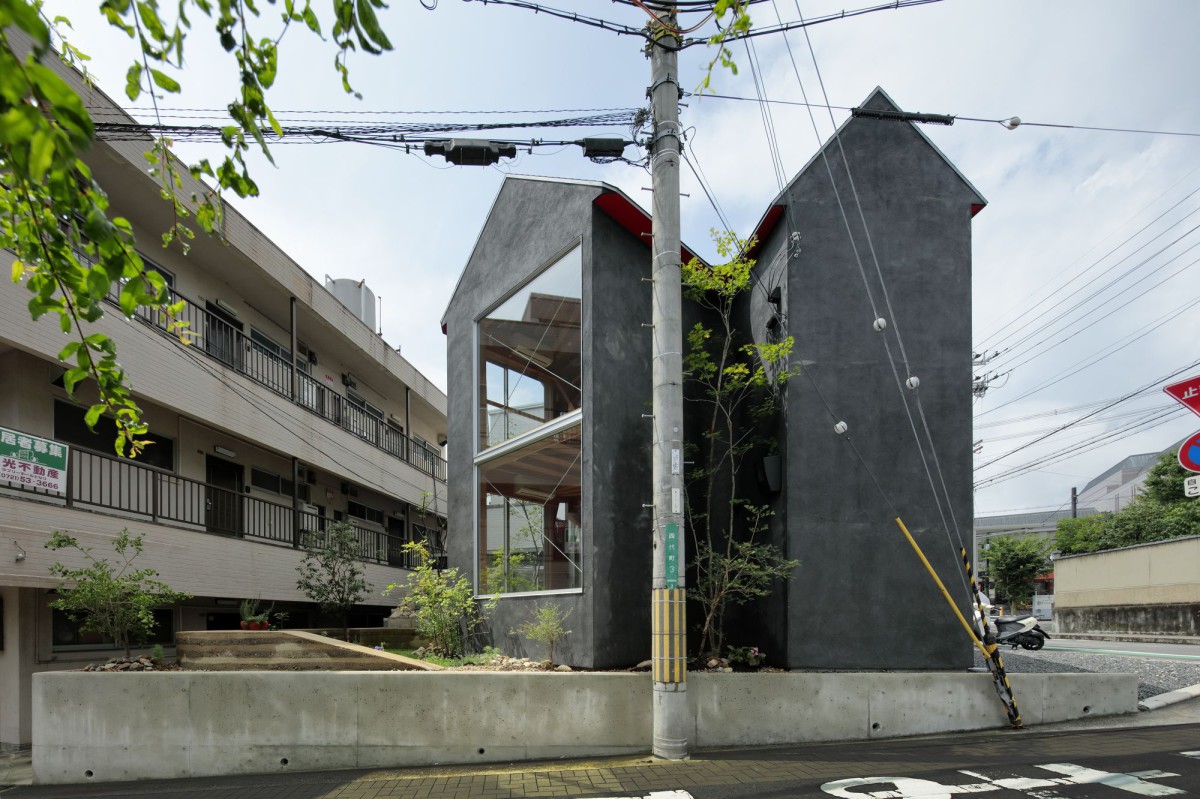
[40,0,1200,521]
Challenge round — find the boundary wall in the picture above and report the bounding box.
[33,671,1136,784]
[1055,536,1200,636]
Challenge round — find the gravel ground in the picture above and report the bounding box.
[973,647,1200,701]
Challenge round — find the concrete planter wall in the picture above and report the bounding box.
[33,671,1136,785]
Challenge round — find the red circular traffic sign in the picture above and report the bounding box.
[1180,430,1200,473]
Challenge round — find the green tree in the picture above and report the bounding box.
[682,229,799,658]
[295,521,369,639]
[387,541,478,658]
[46,528,192,658]
[1141,450,1195,506]
[1,1,391,455]
[1056,450,1200,555]
[513,603,571,666]
[986,534,1052,609]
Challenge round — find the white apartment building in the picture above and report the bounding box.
[0,33,448,750]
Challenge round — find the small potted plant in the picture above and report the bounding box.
[239,599,271,630]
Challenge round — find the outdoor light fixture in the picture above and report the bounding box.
[556,502,568,522]
[424,139,518,166]
[213,298,239,317]
[515,487,554,503]
[213,445,237,458]
[13,540,26,563]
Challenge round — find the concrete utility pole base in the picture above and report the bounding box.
[652,684,689,760]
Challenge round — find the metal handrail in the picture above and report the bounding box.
[2,446,415,566]
[105,280,447,481]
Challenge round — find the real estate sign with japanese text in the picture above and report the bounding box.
[0,426,69,494]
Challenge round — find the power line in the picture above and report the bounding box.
[977,403,1180,444]
[981,215,1200,366]
[973,357,1200,473]
[975,175,1200,349]
[986,254,1200,379]
[973,405,1187,489]
[693,93,1200,139]
[975,392,1164,429]
[976,289,1200,416]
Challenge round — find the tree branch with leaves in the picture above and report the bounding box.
[682,229,798,658]
[1,1,392,456]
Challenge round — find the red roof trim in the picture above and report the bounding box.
[745,204,786,260]
[594,192,698,264]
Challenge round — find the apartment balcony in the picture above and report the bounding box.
[3,447,447,570]
[105,281,446,482]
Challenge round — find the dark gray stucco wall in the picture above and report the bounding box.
[585,205,654,668]
[770,91,980,669]
[443,177,655,668]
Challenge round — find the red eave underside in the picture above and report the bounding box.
[594,192,697,264]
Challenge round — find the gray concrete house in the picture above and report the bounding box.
[443,87,986,670]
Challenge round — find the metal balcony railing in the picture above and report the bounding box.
[107,281,446,481]
[3,447,447,568]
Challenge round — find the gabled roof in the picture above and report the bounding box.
[440,174,699,331]
[746,86,987,259]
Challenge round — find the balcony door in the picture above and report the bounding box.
[204,301,243,370]
[205,455,243,535]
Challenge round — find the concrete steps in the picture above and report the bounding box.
[176,630,440,671]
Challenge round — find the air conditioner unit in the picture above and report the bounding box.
[342,372,357,389]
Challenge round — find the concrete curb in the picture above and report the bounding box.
[1139,683,1200,711]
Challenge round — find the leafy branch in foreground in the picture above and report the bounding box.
[0,1,391,455]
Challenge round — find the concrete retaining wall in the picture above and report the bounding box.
[1055,537,1200,636]
[32,671,1136,785]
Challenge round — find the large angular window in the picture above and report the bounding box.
[478,245,581,450]
[476,244,583,595]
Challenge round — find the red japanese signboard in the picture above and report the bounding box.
[1164,374,1200,418]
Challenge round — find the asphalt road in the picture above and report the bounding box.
[1043,640,1200,661]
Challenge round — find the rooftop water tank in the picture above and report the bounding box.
[325,276,377,332]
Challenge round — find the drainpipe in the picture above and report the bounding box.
[289,297,298,402]
[292,456,301,548]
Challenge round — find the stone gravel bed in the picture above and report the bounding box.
[973,646,1200,701]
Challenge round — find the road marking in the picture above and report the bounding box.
[1035,764,1184,796]
[821,763,1185,798]
[590,793,693,799]
[590,787,696,791]
[1043,646,1200,662]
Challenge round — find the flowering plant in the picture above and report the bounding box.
[727,645,766,669]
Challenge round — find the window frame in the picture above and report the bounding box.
[471,238,585,600]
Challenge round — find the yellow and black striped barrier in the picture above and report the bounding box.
[895,518,1022,729]
[652,587,687,684]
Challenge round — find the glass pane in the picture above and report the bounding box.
[478,246,582,450]
[477,423,582,594]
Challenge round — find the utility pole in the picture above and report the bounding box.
[648,13,687,761]
[1070,486,1078,518]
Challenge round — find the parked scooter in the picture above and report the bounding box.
[992,612,1051,650]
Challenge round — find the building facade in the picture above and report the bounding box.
[444,89,985,671]
[0,34,447,750]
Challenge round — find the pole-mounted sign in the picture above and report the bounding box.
[1164,374,1200,474]
[1164,375,1200,418]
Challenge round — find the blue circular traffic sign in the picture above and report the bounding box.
[1181,431,1200,473]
